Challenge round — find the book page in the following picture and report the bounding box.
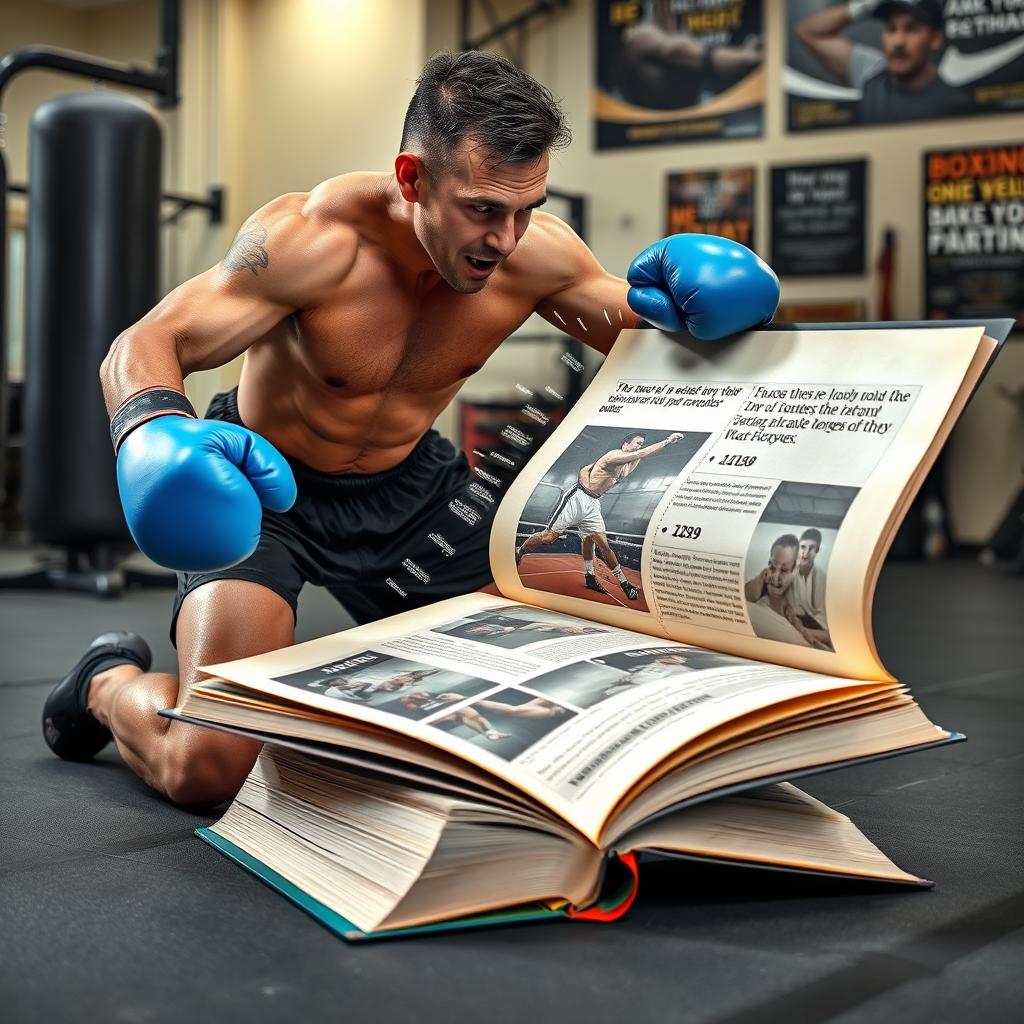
[202,592,921,844]
[492,326,987,681]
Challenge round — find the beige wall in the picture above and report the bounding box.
[204,0,427,414]
[1,0,226,392]
[425,0,1023,542]
[0,0,89,185]
[225,0,423,210]
[3,0,426,416]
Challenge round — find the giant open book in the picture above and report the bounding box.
[170,321,1009,940]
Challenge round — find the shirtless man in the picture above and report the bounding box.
[516,431,685,599]
[41,50,777,806]
[744,533,809,638]
[424,693,567,740]
[321,668,439,703]
[463,620,589,638]
[601,651,691,698]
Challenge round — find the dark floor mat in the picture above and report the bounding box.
[2,558,1022,1022]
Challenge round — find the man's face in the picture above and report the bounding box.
[766,544,797,597]
[798,538,819,571]
[413,140,549,294]
[881,14,943,82]
[623,436,645,452]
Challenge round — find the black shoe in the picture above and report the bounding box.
[584,573,608,594]
[42,631,152,761]
[619,579,640,600]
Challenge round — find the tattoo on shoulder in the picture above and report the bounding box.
[223,222,270,275]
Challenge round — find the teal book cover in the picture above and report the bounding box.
[196,827,570,941]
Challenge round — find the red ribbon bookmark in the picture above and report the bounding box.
[566,852,640,922]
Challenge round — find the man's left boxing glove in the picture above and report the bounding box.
[111,388,297,572]
[627,234,779,339]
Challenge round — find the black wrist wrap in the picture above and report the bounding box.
[110,388,197,453]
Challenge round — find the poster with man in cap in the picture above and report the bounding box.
[786,0,1024,130]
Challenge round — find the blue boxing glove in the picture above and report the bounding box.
[627,234,779,339]
[112,392,297,572]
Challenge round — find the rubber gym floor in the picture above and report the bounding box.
[2,550,1021,1022]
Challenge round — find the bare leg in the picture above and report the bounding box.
[454,706,494,734]
[518,527,560,556]
[453,706,509,739]
[87,579,295,807]
[593,534,621,570]
[581,536,596,562]
[478,697,565,719]
[593,533,639,598]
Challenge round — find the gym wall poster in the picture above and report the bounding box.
[594,0,764,150]
[770,160,867,277]
[665,167,757,252]
[924,143,1024,326]
[785,0,1024,132]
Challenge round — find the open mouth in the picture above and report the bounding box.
[465,255,498,277]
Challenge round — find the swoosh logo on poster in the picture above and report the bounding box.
[783,66,861,100]
[939,36,1024,86]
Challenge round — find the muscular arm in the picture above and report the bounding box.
[516,622,584,634]
[526,213,640,357]
[795,2,857,84]
[628,25,704,70]
[99,194,357,415]
[744,570,768,603]
[600,435,680,466]
[710,43,764,76]
[627,23,760,76]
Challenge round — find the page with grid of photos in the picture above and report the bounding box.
[200,591,946,845]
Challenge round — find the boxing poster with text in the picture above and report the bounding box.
[594,0,764,150]
[666,167,757,252]
[785,0,1024,132]
[770,160,866,277]
[924,143,1024,326]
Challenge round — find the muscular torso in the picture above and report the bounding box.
[580,451,638,495]
[236,176,563,474]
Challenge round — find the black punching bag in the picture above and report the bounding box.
[23,91,162,546]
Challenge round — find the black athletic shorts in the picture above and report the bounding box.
[170,389,494,644]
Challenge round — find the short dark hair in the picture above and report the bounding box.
[401,50,570,174]
[621,432,645,446]
[771,533,799,555]
[800,528,822,549]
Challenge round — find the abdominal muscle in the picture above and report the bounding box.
[236,342,464,475]
[580,460,628,497]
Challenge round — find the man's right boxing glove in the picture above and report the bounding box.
[627,234,779,339]
[111,388,297,572]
